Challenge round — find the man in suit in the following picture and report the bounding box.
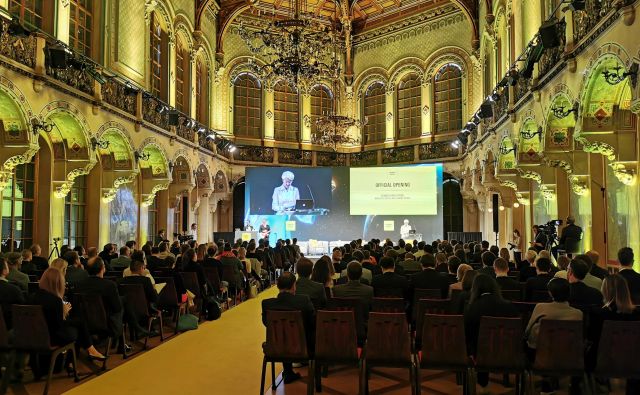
[494,257,521,291]
[0,257,24,328]
[295,258,326,309]
[574,254,603,291]
[333,261,374,314]
[262,272,315,384]
[524,257,554,301]
[398,252,421,272]
[110,246,132,270]
[585,250,608,279]
[6,252,28,293]
[410,253,450,299]
[477,251,497,278]
[30,244,49,271]
[552,216,583,259]
[371,256,409,300]
[64,251,89,286]
[340,254,373,283]
[567,258,603,306]
[618,247,640,303]
[118,259,158,309]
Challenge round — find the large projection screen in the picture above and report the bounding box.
[244,164,443,242]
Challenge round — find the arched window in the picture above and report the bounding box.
[175,37,189,113]
[64,175,87,248]
[68,0,101,60]
[1,157,36,252]
[362,82,386,144]
[397,73,421,139]
[196,57,209,125]
[149,12,169,101]
[310,85,333,134]
[434,64,463,134]
[274,80,299,141]
[233,73,262,138]
[9,0,54,34]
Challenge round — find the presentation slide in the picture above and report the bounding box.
[244,164,443,243]
[350,166,438,215]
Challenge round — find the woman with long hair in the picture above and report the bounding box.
[311,256,334,301]
[511,229,522,264]
[499,247,515,271]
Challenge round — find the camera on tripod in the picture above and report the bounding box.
[173,233,193,243]
[537,219,563,244]
[52,237,61,243]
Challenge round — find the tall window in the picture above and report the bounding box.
[69,0,97,59]
[397,73,422,139]
[274,81,299,141]
[175,38,189,113]
[173,194,181,236]
[1,158,36,252]
[9,0,53,34]
[149,12,168,101]
[196,57,209,125]
[64,175,87,248]
[233,73,262,138]
[310,85,333,134]
[362,82,386,144]
[434,64,463,134]
[147,195,158,244]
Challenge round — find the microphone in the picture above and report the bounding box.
[306,184,316,209]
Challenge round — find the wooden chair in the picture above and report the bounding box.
[364,312,417,394]
[221,265,242,305]
[375,288,404,298]
[528,319,585,394]
[371,297,405,313]
[179,271,204,316]
[154,277,186,335]
[475,317,526,395]
[315,310,363,394]
[501,289,522,301]
[118,284,164,349]
[415,314,472,395]
[12,305,79,395]
[590,320,640,390]
[511,301,538,326]
[414,299,452,348]
[28,281,40,294]
[72,293,113,371]
[531,290,552,302]
[260,310,313,395]
[412,288,445,322]
[0,307,14,394]
[326,297,366,345]
[203,268,228,308]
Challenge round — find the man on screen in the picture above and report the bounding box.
[400,219,412,240]
[272,171,300,214]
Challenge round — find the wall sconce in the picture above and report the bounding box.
[499,143,517,155]
[551,102,579,119]
[602,63,638,86]
[90,137,110,150]
[134,150,150,162]
[521,126,543,140]
[168,160,174,174]
[31,119,54,135]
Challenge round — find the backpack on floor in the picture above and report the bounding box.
[204,296,222,321]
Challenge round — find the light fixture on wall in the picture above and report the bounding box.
[499,143,517,156]
[551,102,579,119]
[521,126,543,140]
[90,136,110,150]
[602,63,638,86]
[30,119,54,135]
[513,202,520,208]
[134,150,150,162]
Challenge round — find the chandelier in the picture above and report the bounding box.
[313,114,363,151]
[238,0,343,86]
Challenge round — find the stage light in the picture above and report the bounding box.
[155,103,166,114]
[229,144,237,153]
[197,125,207,134]
[451,140,460,149]
[513,202,520,208]
[8,17,31,37]
[499,205,505,211]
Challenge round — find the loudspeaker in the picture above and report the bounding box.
[539,20,559,49]
[168,110,179,126]
[492,194,499,233]
[480,101,493,119]
[522,44,544,78]
[181,196,189,233]
[47,47,68,69]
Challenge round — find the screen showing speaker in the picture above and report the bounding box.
[244,164,443,242]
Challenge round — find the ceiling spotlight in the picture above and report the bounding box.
[451,140,460,149]
[8,17,31,37]
[229,144,237,153]
[155,103,166,114]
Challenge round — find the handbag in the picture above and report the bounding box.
[248,282,259,298]
[176,313,199,332]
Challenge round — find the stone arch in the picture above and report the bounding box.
[171,150,194,187]
[95,121,135,165]
[227,57,265,88]
[543,87,576,153]
[146,0,176,41]
[39,101,92,159]
[174,17,195,50]
[424,47,471,80]
[213,169,229,193]
[95,123,138,202]
[354,69,389,99]
[195,162,212,189]
[388,59,425,87]
[519,116,542,163]
[138,137,171,179]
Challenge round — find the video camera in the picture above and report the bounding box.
[173,233,194,243]
[537,219,563,245]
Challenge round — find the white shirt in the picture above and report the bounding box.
[272,185,300,212]
[400,224,412,239]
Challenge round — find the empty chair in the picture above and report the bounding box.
[415,314,471,395]
[260,310,313,395]
[180,271,204,314]
[371,297,405,313]
[154,277,187,334]
[528,319,585,393]
[326,297,366,345]
[119,284,164,349]
[12,305,79,395]
[315,310,363,394]
[73,293,113,371]
[412,288,445,322]
[363,312,417,394]
[475,317,526,395]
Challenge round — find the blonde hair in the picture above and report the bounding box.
[537,250,551,260]
[238,247,247,260]
[50,258,68,275]
[39,268,66,299]
[21,249,32,260]
[436,253,447,265]
[456,263,473,282]
[602,274,635,314]
[525,250,538,262]
[499,248,510,262]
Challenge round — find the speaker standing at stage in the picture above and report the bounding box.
[272,171,300,214]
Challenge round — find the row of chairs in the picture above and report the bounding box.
[261,309,640,395]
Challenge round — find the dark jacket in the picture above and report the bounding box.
[517,261,537,282]
[118,275,158,305]
[495,275,522,291]
[569,281,603,306]
[332,280,374,314]
[74,276,123,314]
[220,255,243,289]
[65,265,89,286]
[477,266,496,278]
[559,224,582,253]
[464,293,518,355]
[363,262,382,277]
[371,272,410,300]
[586,306,640,370]
[524,273,554,301]
[32,255,49,271]
[202,257,223,280]
[410,269,450,299]
[590,264,608,280]
[29,289,68,345]
[262,292,315,347]
[619,269,640,303]
[20,261,37,275]
[183,261,210,295]
[296,277,327,309]
[0,279,24,328]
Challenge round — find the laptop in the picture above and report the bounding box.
[295,199,314,211]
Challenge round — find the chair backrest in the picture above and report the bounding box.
[531,290,552,302]
[372,297,405,313]
[315,310,359,364]
[375,288,403,298]
[73,293,110,333]
[413,288,444,318]
[155,277,180,307]
[475,316,525,371]
[221,265,237,284]
[28,281,39,294]
[180,271,202,298]
[533,319,584,374]
[419,314,468,369]
[263,310,308,360]
[326,297,366,342]
[366,312,411,366]
[0,307,9,349]
[415,299,452,346]
[501,289,522,302]
[511,301,538,325]
[12,304,53,350]
[203,268,221,291]
[594,320,640,379]
[118,284,150,317]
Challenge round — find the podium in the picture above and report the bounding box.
[234,230,259,242]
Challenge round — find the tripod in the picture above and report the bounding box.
[48,239,60,260]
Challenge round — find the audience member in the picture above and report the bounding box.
[435,253,448,273]
[118,259,158,309]
[295,258,326,309]
[518,250,538,282]
[618,247,640,304]
[0,257,24,328]
[567,258,603,306]
[64,251,89,285]
[524,257,554,301]
[220,244,244,292]
[371,256,409,299]
[574,254,603,290]
[410,253,449,299]
[477,251,497,278]
[111,246,132,269]
[585,250,608,279]
[494,258,521,291]
[50,257,68,275]
[333,261,374,315]
[445,256,461,284]
[449,263,473,294]
[30,244,49,270]
[554,255,571,279]
[6,252,28,292]
[20,249,36,274]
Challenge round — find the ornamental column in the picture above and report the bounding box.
[385,86,395,142]
[189,49,197,119]
[421,79,433,139]
[301,91,311,143]
[168,34,177,108]
[264,86,275,141]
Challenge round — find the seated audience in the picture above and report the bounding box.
[494,258,521,291]
[445,256,461,284]
[574,254,603,290]
[50,257,68,276]
[261,272,314,384]
[110,246,132,269]
[567,258,603,306]
[357,250,381,277]
[452,269,478,314]
[449,263,473,294]
[477,251,497,278]
[333,261,374,315]
[0,257,24,328]
[98,243,116,267]
[331,247,344,274]
[20,249,36,274]
[524,257,554,301]
[435,253,448,273]
[410,253,450,299]
[118,259,158,309]
[617,247,640,304]
[182,248,210,295]
[123,251,155,285]
[64,251,89,286]
[6,252,28,292]
[585,250,608,279]
[553,255,571,279]
[518,250,538,282]
[30,244,49,271]
[371,256,409,299]
[203,245,223,279]
[499,247,515,270]
[295,258,326,309]
[220,244,244,291]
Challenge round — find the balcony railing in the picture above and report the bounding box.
[142,96,170,131]
[317,151,347,166]
[235,146,275,163]
[537,19,566,82]
[279,148,312,166]
[351,150,378,166]
[174,111,195,142]
[382,146,414,164]
[573,0,617,44]
[101,78,136,116]
[0,18,36,69]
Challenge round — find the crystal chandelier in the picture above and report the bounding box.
[312,113,362,151]
[238,0,343,86]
